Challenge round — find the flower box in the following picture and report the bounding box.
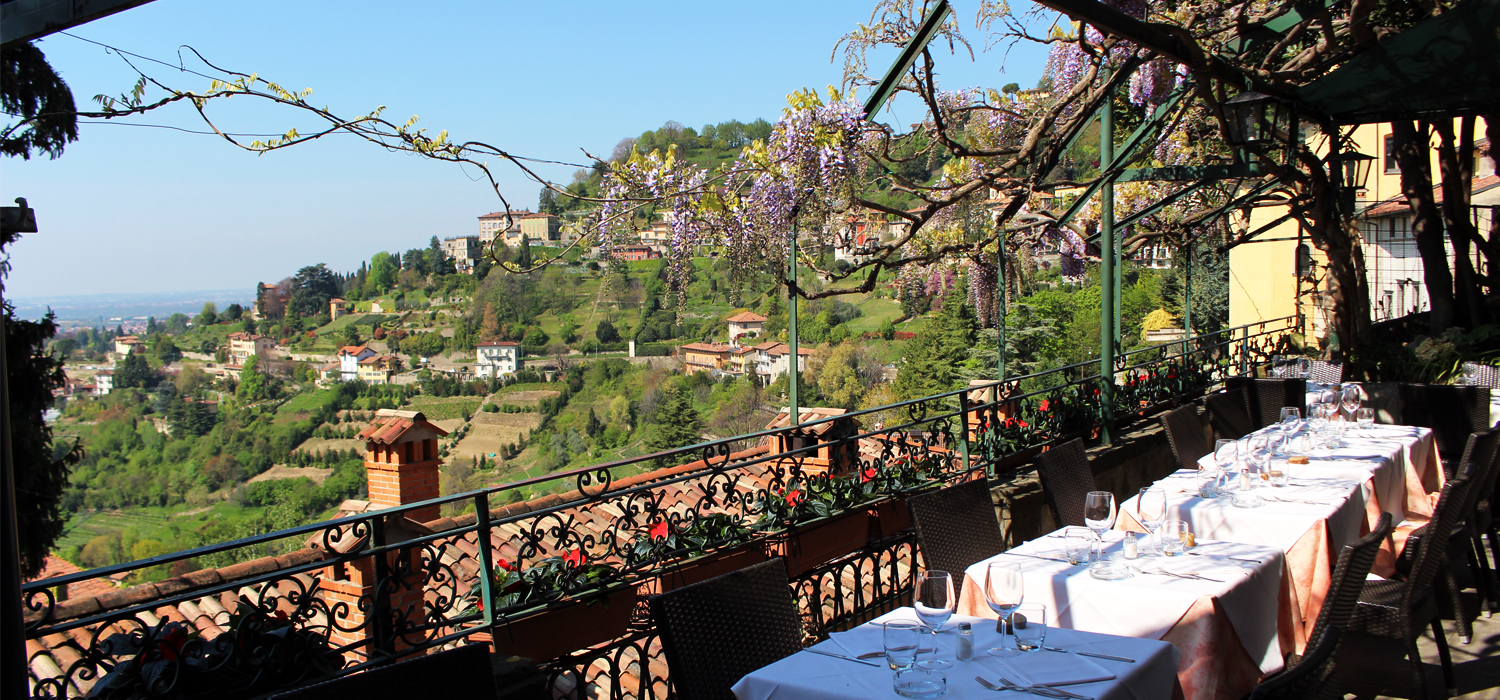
[766,510,870,576]
[869,498,913,539]
[478,584,639,662]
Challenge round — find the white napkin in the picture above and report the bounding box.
[827,624,889,658]
[979,652,1116,687]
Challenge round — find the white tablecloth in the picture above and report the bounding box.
[733,608,1181,700]
[957,533,1285,675]
[1126,471,1367,555]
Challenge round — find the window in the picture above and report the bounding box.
[1384,135,1400,174]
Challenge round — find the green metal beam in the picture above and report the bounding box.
[1112,179,1210,232]
[1052,84,1192,227]
[863,0,954,119]
[1219,0,1339,56]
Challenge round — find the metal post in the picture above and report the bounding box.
[788,225,799,427]
[474,492,495,627]
[1098,92,1117,446]
[958,390,972,475]
[996,236,1007,380]
[1113,226,1123,351]
[1183,240,1193,359]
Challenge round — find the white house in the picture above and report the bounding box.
[475,341,521,378]
[94,370,114,395]
[338,345,377,382]
[725,312,766,345]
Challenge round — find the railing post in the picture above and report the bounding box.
[1098,79,1116,446]
[370,516,394,658]
[788,223,800,426]
[474,492,495,628]
[958,390,972,475]
[997,235,1007,381]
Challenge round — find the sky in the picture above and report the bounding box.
[1,0,1055,301]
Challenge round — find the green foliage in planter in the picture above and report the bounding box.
[478,552,620,614]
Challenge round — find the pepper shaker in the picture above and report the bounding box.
[956,622,974,661]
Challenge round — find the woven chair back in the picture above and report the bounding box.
[1399,384,1492,461]
[1228,377,1308,431]
[1308,360,1344,384]
[1304,513,1393,655]
[649,558,804,700]
[1405,476,1473,613]
[268,643,496,700]
[1247,626,1342,700]
[1206,389,1254,441]
[1462,362,1500,389]
[908,478,1006,578]
[1159,404,1210,472]
[1033,439,1097,528]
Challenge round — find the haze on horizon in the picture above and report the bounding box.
[0,0,1050,299]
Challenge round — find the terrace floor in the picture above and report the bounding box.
[1347,586,1500,698]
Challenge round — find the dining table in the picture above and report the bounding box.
[733,607,1182,700]
[954,533,1284,700]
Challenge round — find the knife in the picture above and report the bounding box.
[804,648,880,666]
[1041,646,1136,663]
[1001,551,1074,564]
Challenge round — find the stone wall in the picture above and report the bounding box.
[987,408,1206,547]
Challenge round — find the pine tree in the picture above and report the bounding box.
[893,285,978,400]
[585,408,604,437]
[646,384,702,467]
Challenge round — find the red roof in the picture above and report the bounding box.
[26,555,117,601]
[477,341,520,347]
[356,409,450,444]
[338,345,371,356]
[681,342,733,354]
[726,312,767,323]
[478,210,533,220]
[1363,174,1500,217]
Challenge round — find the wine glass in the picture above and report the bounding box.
[1342,384,1362,420]
[1137,488,1168,557]
[1279,407,1301,433]
[1214,439,1237,472]
[1083,491,1117,560]
[914,571,955,638]
[983,562,1024,657]
[1297,358,1312,380]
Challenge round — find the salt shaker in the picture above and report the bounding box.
[956,622,974,661]
[1123,532,1138,559]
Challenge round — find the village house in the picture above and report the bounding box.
[329,298,349,321]
[474,341,521,379]
[518,212,560,242]
[251,282,279,320]
[337,345,378,382]
[614,245,660,261]
[680,342,734,374]
[356,355,404,385]
[725,311,766,344]
[94,370,113,395]
[226,331,276,366]
[749,341,811,383]
[112,335,145,358]
[477,210,530,244]
[441,235,482,274]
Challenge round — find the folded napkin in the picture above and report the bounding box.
[827,624,889,658]
[979,652,1115,687]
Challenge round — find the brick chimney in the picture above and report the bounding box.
[359,409,448,523]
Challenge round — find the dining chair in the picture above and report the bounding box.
[1032,439,1096,529]
[1248,626,1342,700]
[1308,360,1344,384]
[1398,383,1492,471]
[1205,388,1254,441]
[1461,361,1500,389]
[268,642,497,700]
[648,558,804,700]
[1226,377,1307,431]
[1159,404,1210,472]
[1291,512,1392,666]
[1346,475,1471,700]
[908,477,1007,577]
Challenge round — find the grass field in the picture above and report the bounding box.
[407,395,486,421]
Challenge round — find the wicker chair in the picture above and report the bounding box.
[1461,361,1500,388]
[1227,377,1307,431]
[908,478,1007,577]
[1032,439,1096,528]
[1398,383,1492,470]
[649,558,804,700]
[268,643,497,700]
[1159,404,1211,473]
[1292,512,1392,666]
[1205,389,1254,441]
[1308,360,1344,384]
[1346,476,1471,700]
[1248,627,1342,700]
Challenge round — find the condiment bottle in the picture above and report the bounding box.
[1123,532,1138,559]
[956,622,974,661]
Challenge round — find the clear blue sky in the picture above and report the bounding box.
[1,0,1053,300]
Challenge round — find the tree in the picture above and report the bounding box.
[197,302,218,326]
[585,408,604,438]
[646,383,702,466]
[1,43,79,159]
[114,353,156,389]
[521,326,549,349]
[364,252,399,296]
[595,320,621,344]
[292,263,341,316]
[221,303,244,322]
[538,186,561,215]
[893,286,977,400]
[237,355,267,402]
[480,304,500,341]
[879,318,896,340]
[516,237,533,269]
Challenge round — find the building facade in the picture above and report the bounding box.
[725,312,766,343]
[475,341,521,378]
[356,355,404,385]
[338,345,378,382]
[226,332,275,366]
[478,210,530,244]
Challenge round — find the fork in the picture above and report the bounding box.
[975,675,1092,700]
[1141,568,1223,583]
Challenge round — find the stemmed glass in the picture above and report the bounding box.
[1280,407,1301,433]
[1137,488,1168,557]
[983,562,1024,657]
[1083,491,1117,560]
[1297,358,1312,380]
[1214,439,1237,473]
[1342,384,1362,421]
[914,571,955,639]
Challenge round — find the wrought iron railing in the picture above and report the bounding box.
[19,316,1296,699]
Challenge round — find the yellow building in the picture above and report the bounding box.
[356,354,404,385]
[1229,120,1495,347]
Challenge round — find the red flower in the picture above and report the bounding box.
[649,520,670,541]
[496,559,515,572]
[564,548,584,567]
[861,466,877,483]
[785,489,804,506]
[156,625,190,661]
[1039,399,1051,412]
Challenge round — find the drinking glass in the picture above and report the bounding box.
[1342,384,1362,419]
[1198,467,1225,498]
[1464,363,1481,386]
[1280,407,1301,432]
[1297,358,1312,379]
[1162,520,1190,556]
[1062,526,1092,564]
[1266,426,1286,457]
[1012,603,1048,652]
[1214,439,1237,472]
[1309,404,1328,434]
[983,563,1024,657]
[884,621,922,670]
[914,571,955,636]
[1083,491,1117,560]
[1137,488,1168,556]
[1357,407,1374,429]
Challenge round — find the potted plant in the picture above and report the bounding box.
[469,552,637,661]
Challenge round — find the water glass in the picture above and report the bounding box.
[982,563,1024,657]
[1280,407,1301,432]
[893,666,948,698]
[1162,520,1190,556]
[1266,426,1286,456]
[1357,407,1374,429]
[1214,439,1237,472]
[1012,603,1048,652]
[1198,467,1225,498]
[1083,491,1117,561]
[914,571,955,634]
[1137,488,1168,555]
[884,621,922,670]
[1268,469,1288,487]
[1062,526,1092,565]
